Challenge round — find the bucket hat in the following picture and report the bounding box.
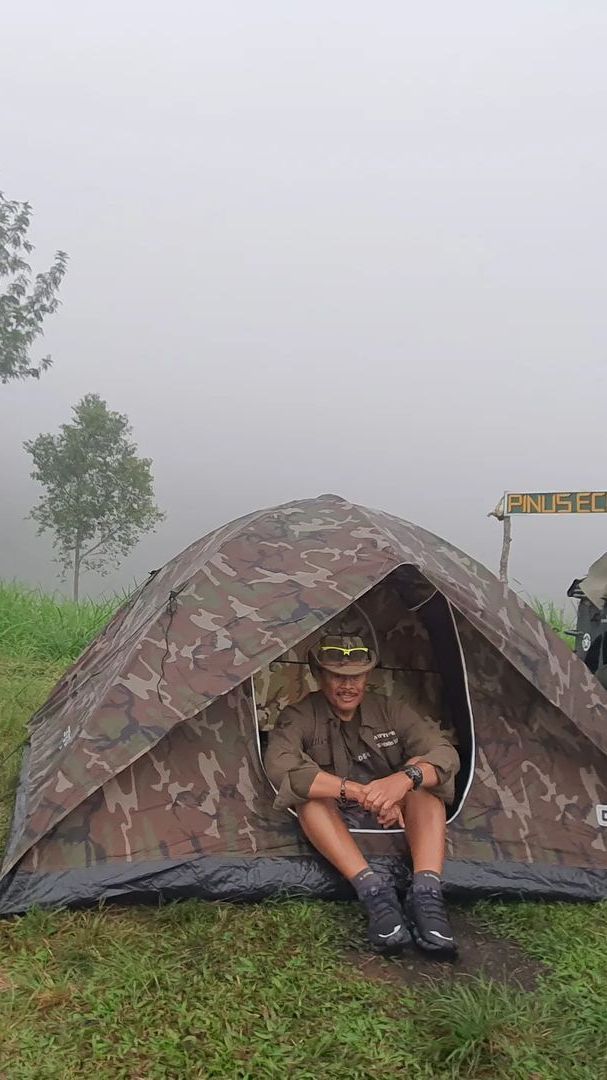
[308,634,378,676]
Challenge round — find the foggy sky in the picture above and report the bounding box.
[1,1,606,609]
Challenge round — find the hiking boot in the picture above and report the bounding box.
[405,883,458,956]
[363,886,412,954]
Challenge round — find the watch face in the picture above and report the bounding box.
[404,765,423,789]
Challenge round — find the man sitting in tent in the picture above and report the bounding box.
[265,634,460,956]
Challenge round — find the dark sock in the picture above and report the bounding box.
[350,867,385,901]
[412,870,442,891]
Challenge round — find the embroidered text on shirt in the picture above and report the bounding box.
[373,729,398,749]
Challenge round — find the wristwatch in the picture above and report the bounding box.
[400,764,424,790]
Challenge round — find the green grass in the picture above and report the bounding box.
[0,581,118,662]
[0,655,65,844]
[2,896,607,1078]
[529,596,576,647]
[1,583,607,1079]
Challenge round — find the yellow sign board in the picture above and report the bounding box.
[505,491,607,515]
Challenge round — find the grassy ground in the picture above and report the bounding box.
[2,899,607,1079]
[1,585,605,1080]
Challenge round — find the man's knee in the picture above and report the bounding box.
[402,787,447,821]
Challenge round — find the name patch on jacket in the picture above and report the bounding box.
[373,729,399,749]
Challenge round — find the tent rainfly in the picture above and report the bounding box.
[1,494,607,915]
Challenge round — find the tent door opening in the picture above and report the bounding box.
[251,567,475,829]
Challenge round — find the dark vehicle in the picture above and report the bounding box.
[567,552,607,691]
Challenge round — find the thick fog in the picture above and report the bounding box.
[1,2,605,609]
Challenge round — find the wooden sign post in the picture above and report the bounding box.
[489,491,607,585]
[488,496,511,582]
[499,515,512,583]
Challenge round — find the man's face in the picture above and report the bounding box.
[318,669,368,717]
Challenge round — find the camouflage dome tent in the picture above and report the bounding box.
[1,494,607,915]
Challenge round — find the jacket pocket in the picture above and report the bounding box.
[383,744,405,771]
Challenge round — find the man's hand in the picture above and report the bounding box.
[343,780,367,805]
[343,779,406,827]
[377,803,406,828]
[359,773,412,815]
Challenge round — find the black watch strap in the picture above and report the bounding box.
[401,764,423,790]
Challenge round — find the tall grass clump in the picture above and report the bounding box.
[0,582,119,663]
[530,596,575,647]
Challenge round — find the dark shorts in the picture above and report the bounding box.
[338,800,400,831]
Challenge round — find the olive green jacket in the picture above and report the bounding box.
[264,691,460,811]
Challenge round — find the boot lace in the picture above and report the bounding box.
[415,887,448,926]
[367,888,399,922]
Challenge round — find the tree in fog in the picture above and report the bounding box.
[25,394,165,600]
[0,191,67,383]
